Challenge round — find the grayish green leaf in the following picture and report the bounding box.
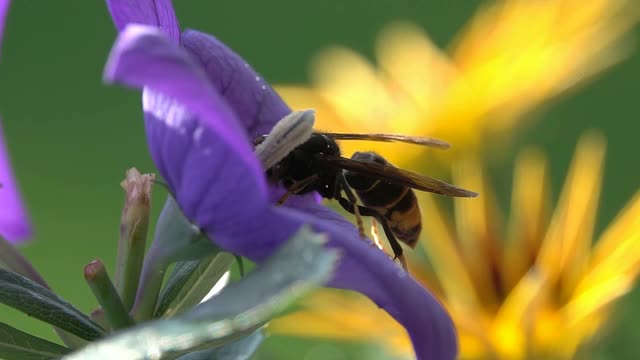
[0,322,71,359]
[62,226,339,360]
[176,330,263,360]
[0,268,106,341]
[155,252,235,318]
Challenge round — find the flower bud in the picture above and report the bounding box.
[116,168,155,310]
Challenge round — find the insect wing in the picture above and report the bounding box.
[320,133,451,150]
[319,156,478,197]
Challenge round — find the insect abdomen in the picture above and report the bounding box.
[344,152,422,247]
[356,182,422,248]
[383,189,421,248]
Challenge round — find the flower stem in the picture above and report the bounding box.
[116,220,148,310]
[116,169,154,310]
[130,196,220,321]
[130,248,168,322]
[85,260,134,330]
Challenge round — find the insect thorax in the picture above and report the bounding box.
[269,134,342,198]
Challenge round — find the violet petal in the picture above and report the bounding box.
[106,0,181,44]
[104,25,268,235]
[198,201,457,360]
[0,0,31,243]
[181,30,320,207]
[0,120,32,243]
[181,30,291,139]
[0,0,8,55]
[292,204,458,360]
[103,22,457,360]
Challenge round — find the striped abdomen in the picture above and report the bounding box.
[344,152,422,248]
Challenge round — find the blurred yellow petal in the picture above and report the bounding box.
[278,0,638,164]
[570,192,640,320]
[453,157,505,310]
[272,0,640,356]
[490,271,546,360]
[589,191,640,270]
[274,85,349,131]
[564,273,634,329]
[531,307,594,360]
[417,193,480,312]
[271,290,412,357]
[311,47,396,129]
[504,148,550,290]
[403,257,443,298]
[375,22,456,116]
[447,0,638,133]
[459,333,491,360]
[536,132,605,299]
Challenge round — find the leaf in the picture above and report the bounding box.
[62,226,339,360]
[175,330,263,360]
[0,268,106,341]
[155,252,235,318]
[0,322,71,359]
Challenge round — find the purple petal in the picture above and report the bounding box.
[200,202,457,360]
[0,119,32,243]
[106,0,180,43]
[181,30,291,139]
[103,22,457,360]
[0,0,31,242]
[179,30,322,207]
[103,25,268,234]
[0,0,9,53]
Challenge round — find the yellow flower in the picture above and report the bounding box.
[271,132,640,360]
[276,0,638,167]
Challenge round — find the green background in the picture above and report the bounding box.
[1,1,638,359]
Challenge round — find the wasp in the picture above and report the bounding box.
[254,110,477,270]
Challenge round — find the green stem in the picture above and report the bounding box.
[130,247,168,322]
[84,260,134,330]
[115,218,148,310]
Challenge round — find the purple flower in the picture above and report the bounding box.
[0,0,32,243]
[103,1,457,359]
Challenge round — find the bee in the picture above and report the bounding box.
[254,110,477,270]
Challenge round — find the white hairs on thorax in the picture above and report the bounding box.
[255,109,315,169]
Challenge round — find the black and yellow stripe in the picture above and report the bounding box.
[345,152,422,248]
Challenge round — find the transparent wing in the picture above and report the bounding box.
[319,156,477,197]
[319,133,450,150]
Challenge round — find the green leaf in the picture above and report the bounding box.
[0,268,106,341]
[0,322,71,359]
[175,330,263,360]
[62,226,339,360]
[155,252,235,318]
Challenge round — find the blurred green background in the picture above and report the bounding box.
[0,1,638,359]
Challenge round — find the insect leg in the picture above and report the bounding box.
[337,196,408,271]
[338,174,366,239]
[375,217,408,271]
[277,174,320,205]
